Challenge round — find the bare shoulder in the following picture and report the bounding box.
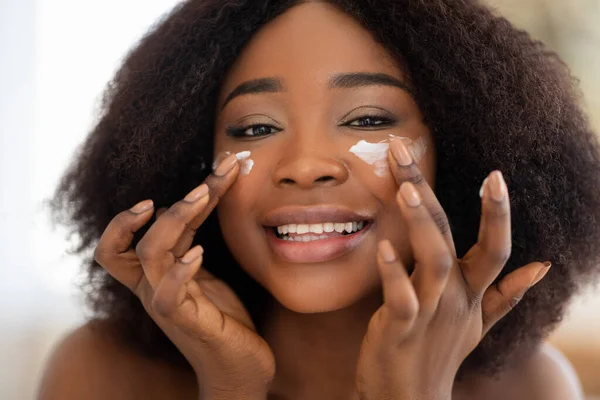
[515,343,584,399]
[459,343,584,400]
[37,320,198,400]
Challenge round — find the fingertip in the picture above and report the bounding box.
[531,261,551,286]
[130,199,154,214]
[213,152,239,177]
[389,137,413,167]
[397,182,422,208]
[479,177,489,199]
[175,245,204,281]
[378,240,397,263]
[181,245,203,263]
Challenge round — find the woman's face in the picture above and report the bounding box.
[214,2,435,313]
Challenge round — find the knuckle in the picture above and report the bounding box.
[429,207,450,235]
[484,245,512,265]
[431,252,454,277]
[389,298,419,321]
[165,203,189,224]
[135,240,154,263]
[150,293,171,317]
[93,245,111,265]
[406,171,425,185]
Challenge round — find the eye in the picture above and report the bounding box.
[344,115,394,129]
[226,124,281,138]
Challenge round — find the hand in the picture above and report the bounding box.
[355,140,551,400]
[94,153,275,400]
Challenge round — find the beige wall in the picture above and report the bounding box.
[487,0,600,130]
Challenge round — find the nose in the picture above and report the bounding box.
[272,147,349,189]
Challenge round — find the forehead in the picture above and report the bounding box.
[219,2,405,100]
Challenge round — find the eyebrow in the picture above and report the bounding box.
[221,72,412,109]
[221,78,284,109]
[329,72,413,95]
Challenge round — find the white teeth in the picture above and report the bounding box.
[297,224,309,234]
[275,221,367,237]
[345,222,353,233]
[309,224,323,234]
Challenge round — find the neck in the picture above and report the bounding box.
[262,289,383,400]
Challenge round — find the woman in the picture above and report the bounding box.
[40,0,600,399]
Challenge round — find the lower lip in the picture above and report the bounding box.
[265,223,372,264]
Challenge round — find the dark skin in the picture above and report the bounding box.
[39,3,583,400]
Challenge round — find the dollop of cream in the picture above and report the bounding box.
[236,151,254,175]
[349,136,427,177]
[349,140,390,176]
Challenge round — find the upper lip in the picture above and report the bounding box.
[262,206,374,227]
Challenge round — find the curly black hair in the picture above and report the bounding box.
[51,0,600,378]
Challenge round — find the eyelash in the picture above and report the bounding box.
[226,115,395,138]
[226,124,282,138]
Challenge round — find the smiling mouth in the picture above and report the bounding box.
[272,220,370,242]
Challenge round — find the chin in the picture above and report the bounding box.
[263,267,381,314]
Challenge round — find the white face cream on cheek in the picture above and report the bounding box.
[349,136,427,177]
[235,151,254,175]
[348,140,390,177]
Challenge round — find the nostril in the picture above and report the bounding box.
[315,176,335,183]
[280,178,295,185]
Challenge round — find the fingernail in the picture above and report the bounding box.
[489,171,506,202]
[181,245,204,264]
[378,240,397,263]
[531,261,551,286]
[390,138,413,166]
[479,177,489,198]
[130,200,154,214]
[213,153,238,177]
[184,184,209,202]
[211,151,231,171]
[399,182,421,207]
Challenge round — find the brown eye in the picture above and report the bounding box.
[346,116,393,128]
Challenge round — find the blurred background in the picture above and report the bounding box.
[0,0,598,398]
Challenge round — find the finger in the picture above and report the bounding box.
[156,207,167,219]
[376,240,419,337]
[137,153,240,287]
[481,261,551,336]
[388,138,455,255]
[136,184,210,288]
[94,200,154,291]
[151,245,227,338]
[462,171,511,294]
[396,182,454,314]
[152,245,204,316]
[169,153,240,257]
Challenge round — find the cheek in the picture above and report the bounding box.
[351,140,435,269]
[216,153,272,272]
